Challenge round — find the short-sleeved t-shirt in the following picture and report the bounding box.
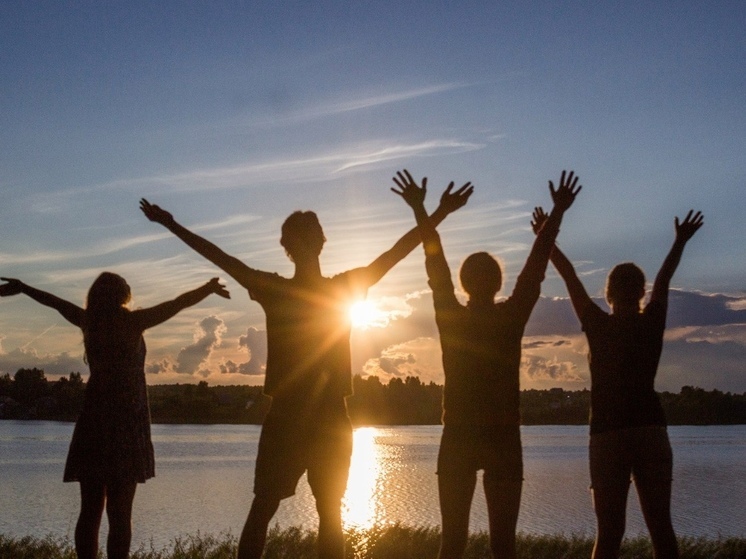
[428,254,543,427]
[581,300,667,434]
[248,271,367,404]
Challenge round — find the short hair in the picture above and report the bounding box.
[606,262,645,306]
[280,211,326,261]
[459,252,502,300]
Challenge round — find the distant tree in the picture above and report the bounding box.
[52,372,86,420]
[12,368,50,407]
[0,373,11,398]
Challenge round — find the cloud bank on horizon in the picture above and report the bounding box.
[2,286,745,394]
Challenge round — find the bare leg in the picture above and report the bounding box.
[315,493,345,559]
[437,471,476,559]
[591,484,629,559]
[237,494,281,559]
[75,481,106,559]
[483,477,522,559]
[636,481,679,559]
[105,481,137,559]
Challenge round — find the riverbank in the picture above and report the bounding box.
[3,527,745,559]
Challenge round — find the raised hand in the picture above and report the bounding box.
[438,181,474,215]
[0,277,23,297]
[531,207,549,235]
[207,277,231,299]
[391,169,427,209]
[549,170,582,212]
[675,210,704,243]
[140,198,175,227]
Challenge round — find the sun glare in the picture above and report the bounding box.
[349,300,387,330]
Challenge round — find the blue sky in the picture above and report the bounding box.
[1,1,744,392]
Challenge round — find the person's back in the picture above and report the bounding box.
[438,285,532,427]
[583,299,667,435]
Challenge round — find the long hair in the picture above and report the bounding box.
[86,272,131,315]
[82,272,132,363]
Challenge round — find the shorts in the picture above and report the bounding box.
[253,402,353,501]
[437,424,523,482]
[589,425,673,489]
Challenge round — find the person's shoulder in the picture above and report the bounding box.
[579,300,607,328]
[643,299,667,322]
[249,271,288,298]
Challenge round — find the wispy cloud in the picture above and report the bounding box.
[266,83,476,125]
[0,214,263,266]
[334,140,483,173]
[26,137,487,206]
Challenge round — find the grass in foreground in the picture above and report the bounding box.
[2,526,745,559]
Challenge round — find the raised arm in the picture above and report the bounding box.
[352,169,473,287]
[516,170,582,289]
[140,199,260,291]
[531,208,592,319]
[132,277,230,330]
[0,278,85,327]
[392,171,470,307]
[649,210,703,306]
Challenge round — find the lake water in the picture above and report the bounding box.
[1,422,744,550]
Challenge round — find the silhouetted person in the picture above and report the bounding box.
[393,170,581,559]
[530,207,703,559]
[0,273,229,559]
[139,176,472,559]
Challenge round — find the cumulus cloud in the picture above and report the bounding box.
[362,337,443,384]
[219,327,268,376]
[174,316,226,375]
[521,354,585,383]
[145,359,173,375]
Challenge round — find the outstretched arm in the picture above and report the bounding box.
[354,169,473,287]
[133,277,230,330]
[650,210,703,306]
[531,208,592,319]
[140,199,259,291]
[0,278,85,327]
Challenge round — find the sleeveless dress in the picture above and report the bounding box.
[63,332,155,484]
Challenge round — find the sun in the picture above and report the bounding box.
[349,299,386,330]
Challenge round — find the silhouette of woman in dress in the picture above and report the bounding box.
[0,273,229,559]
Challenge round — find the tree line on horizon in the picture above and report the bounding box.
[1,367,745,425]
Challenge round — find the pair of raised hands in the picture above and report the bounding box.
[391,168,582,217]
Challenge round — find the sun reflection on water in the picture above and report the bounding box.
[342,427,385,530]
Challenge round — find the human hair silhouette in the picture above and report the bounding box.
[0,274,229,559]
[459,251,503,302]
[393,169,580,559]
[530,207,703,559]
[605,262,645,307]
[139,173,472,559]
[280,210,326,261]
[86,272,132,311]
